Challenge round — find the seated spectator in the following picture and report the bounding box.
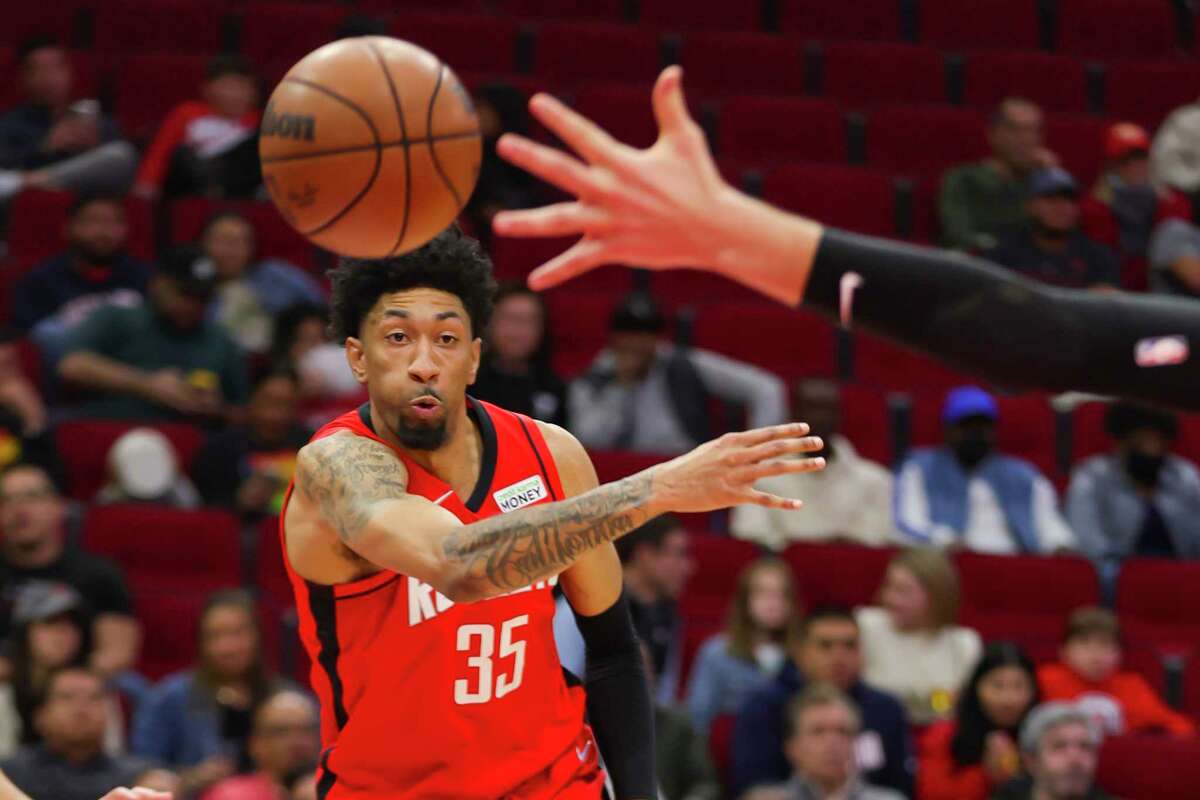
[10,194,150,364]
[0,667,160,800]
[200,211,325,355]
[132,589,285,797]
[917,643,1038,800]
[895,386,1076,554]
[471,283,567,427]
[94,428,200,509]
[1038,607,1193,736]
[202,689,319,800]
[732,607,913,798]
[0,330,60,482]
[1082,123,1190,266]
[1066,402,1200,598]
[1152,93,1200,196]
[1148,216,1200,298]
[939,98,1051,251]
[133,56,262,201]
[287,768,317,800]
[992,701,1113,800]
[0,464,139,679]
[857,548,982,724]
[732,379,894,549]
[985,168,1121,289]
[639,642,720,800]
[271,304,360,411]
[744,684,905,800]
[58,244,249,423]
[686,557,800,735]
[0,38,136,201]
[569,291,786,454]
[192,369,310,516]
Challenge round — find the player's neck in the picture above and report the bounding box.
[397,405,484,500]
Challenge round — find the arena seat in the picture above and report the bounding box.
[763,164,899,239]
[692,302,837,381]
[678,32,805,95]
[572,85,661,149]
[649,269,771,307]
[1183,652,1200,714]
[963,52,1089,114]
[239,4,349,66]
[782,542,897,609]
[908,392,1059,478]
[717,96,845,164]
[708,714,737,792]
[865,105,988,177]
[1098,734,1200,800]
[543,288,624,377]
[681,533,762,623]
[820,43,947,107]
[1044,113,1114,188]
[256,515,293,611]
[532,23,662,86]
[132,590,207,680]
[919,0,1040,50]
[1104,60,1200,131]
[852,334,975,394]
[838,383,893,466]
[1070,401,1112,463]
[169,197,320,272]
[488,235,634,295]
[1,4,83,46]
[492,0,627,22]
[112,53,210,143]
[1116,559,1200,652]
[93,0,225,54]
[1056,0,1178,59]
[5,189,155,271]
[391,14,520,75]
[779,0,903,41]
[638,0,760,30]
[55,420,205,501]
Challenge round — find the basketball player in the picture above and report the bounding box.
[494,67,1200,410]
[279,228,824,799]
[0,773,167,800]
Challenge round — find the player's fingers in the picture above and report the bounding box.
[744,489,805,511]
[528,92,636,167]
[733,456,826,484]
[726,422,810,448]
[726,436,824,466]
[651,66,700,138]
[527,240,608,291]
[495,133,596,199]
[493,203,612,239]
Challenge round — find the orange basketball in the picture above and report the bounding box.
[259,36,481,259]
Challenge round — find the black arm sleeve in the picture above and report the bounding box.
[804,228,1200,410]
[574,589,657,800]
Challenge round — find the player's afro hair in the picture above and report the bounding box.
[330,225,497,343]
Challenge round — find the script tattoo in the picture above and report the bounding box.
[441,473,653,592]
[295,434,409,544]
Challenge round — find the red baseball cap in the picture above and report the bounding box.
[1106,122,1150,160]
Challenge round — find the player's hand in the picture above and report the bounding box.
[646,422,825,514]
[97,789,172,800]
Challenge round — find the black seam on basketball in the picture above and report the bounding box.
[259,131,481,164]
[281,77,383,238]
[425,64,464,210]
[363,39,412,257]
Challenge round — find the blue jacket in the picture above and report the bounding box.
[685,634,776,736]
[130,671,224,768]
[730,661,914,798]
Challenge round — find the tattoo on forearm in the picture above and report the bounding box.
[296,434,408,544]
[441,474,654,592]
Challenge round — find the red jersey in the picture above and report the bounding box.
[280,399,603,800]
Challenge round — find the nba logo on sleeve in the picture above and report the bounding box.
[1135,335,1189,367]
[493,476,548,513]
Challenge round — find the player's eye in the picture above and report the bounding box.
[438,333,458,345]
[387,331,408,344]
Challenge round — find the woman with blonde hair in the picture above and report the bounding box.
[685,557,802,734]
[857,548,982,725]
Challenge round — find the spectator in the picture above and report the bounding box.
[270,304,360,410]
[732,379,894,549]
[637,642,720,800]
[685,557,801,735]
[133,56,262,201]
[569,291,787,454]
[202,689,320,800]
[992,702,1113,800]
[132,589,284,797]
[939,98,1050,251]
[1037,607,1193,736]
[1152,93,1200,196]
[1147,216,1200,298]
[471,283,568,427]
[916,643,1038,800]
[200,211,325,355]
[0,330,59,482]
[1082,123,1190,265]
[985,168,1121,290]
[744,684,905,800]
[0,667,159,800]
[895,386,1076,554]
[464,83,541,247]
[10,194,150,363]
[857,548,982,724]
[191,369,311,515]
[94,429,200,509]
[732,607,913,798]
[287,768,317,800]
[58,244,249,423]
[0,464,139,679]
[0,38,136,201]
[1066,402,1200,598]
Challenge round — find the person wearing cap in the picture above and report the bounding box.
[568,290,787,454]
[991,701,1113,800]
[57,244,249,423]
[94,429,201,509]
[1081,122,1190,269]
[984,167,1121,290]
[1066,402,1200,600]
[894,386,1075,554]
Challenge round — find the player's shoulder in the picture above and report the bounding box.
[295,429,407,488]
[532,420,598,495]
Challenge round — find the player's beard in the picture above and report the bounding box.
[389,389,449,451]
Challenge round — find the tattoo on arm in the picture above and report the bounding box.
[441,474,653,593]
[295,434,409,544]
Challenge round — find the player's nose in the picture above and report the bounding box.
[407,342,440,383]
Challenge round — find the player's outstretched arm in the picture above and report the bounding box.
[294,425,824,603]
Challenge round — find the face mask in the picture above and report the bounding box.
[1125,450,1165,487]
[952,434,992,470]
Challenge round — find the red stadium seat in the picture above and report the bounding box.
[492,0,627,22]
[963,52,1089,114]
[779,0,903,41]
[93,0,224,53]
[678,32,805,95]
[586,450,672,486]
[6,190,154,271]
[533,23,662,86]
[1183,651,1200,714]
[682,534,762,619]
[691,302,837,381]
[1097,734,1200,800]
[838,384,893,467]
[1104,60,1200,131]
[572,85,660,149]
[1044,114,1109,187]
[639,0,760,30]
[865,106,988,177]
[1057,0,1178,59]
[783,542,897,608]
[543,289,623,377]
[56,420,205,501]
[1116,559,1200,652]
[648,270,772,307]
[1070,401,1112,463]
[256,515,293,611]
[112,53,209,143]
[919,0,1040,50]
[762,164,898,239]
[390,14,519,75]
[717,96,845,164]
[239,4,348,66]
[169,198,320,271]
[0,5,82,45]
[821,43,947,107]
[708,714,737,791]
[132,590,206,679]
[911,393,1059,477]
[852,334,975,394]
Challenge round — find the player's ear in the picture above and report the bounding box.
[345,336,368,385]
[468,337,481,385]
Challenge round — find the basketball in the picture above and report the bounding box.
[259,36,481,259]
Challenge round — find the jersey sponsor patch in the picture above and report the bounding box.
[493,475,548,513]
[1134,335,1189,367]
